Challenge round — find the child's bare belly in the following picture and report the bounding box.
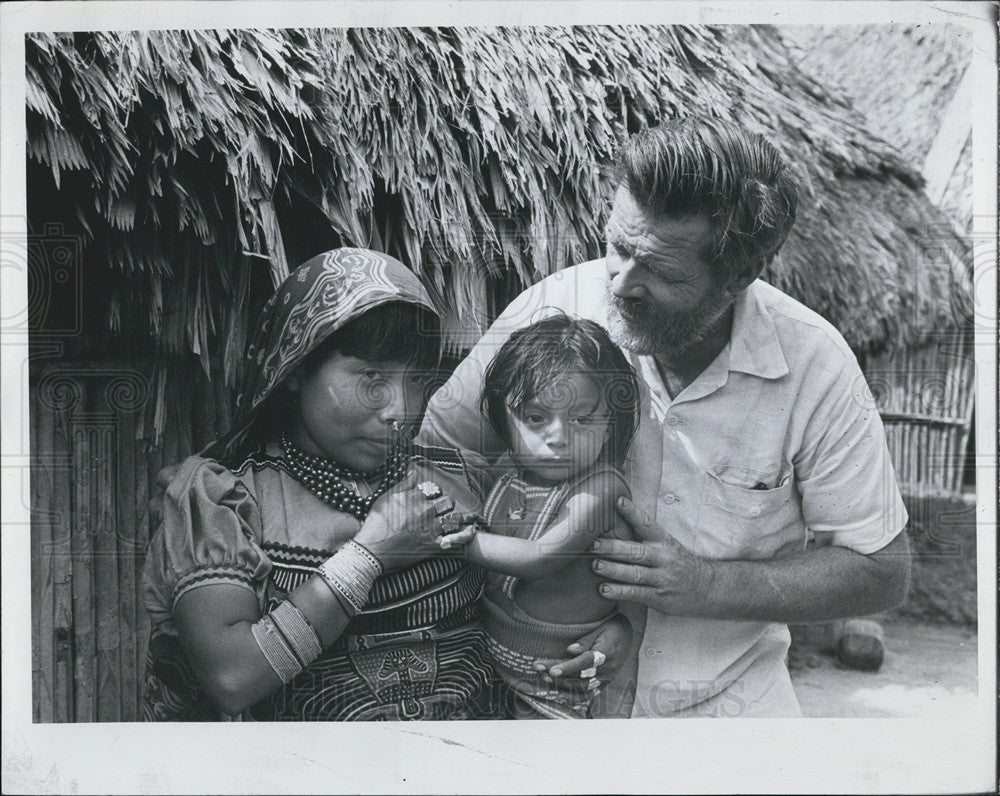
[513,557,611,624]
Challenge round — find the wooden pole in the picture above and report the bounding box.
[116,387,139,720]
[923,423,932,494]
[31,376,54,722]
[71,382,96,722]
[959,332,975,485]
[948,349,960,492]
[886,424,900,489]
[133,428,152,719]
[901,421,913,491]
[139,393,164,717]
[51,383,74,722]
[932,343,944,491]
[940,353,949,492]
[93,410,122,721]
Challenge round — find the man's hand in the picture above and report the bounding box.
[532,613,632,692]
[593,496,912,624]
[589,496,712,616]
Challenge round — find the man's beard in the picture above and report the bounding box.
[605,284,734,360]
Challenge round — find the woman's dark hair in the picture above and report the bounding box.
[301,301,441,374]
[243,302,440,456]
[481,313,640,469]
[615,116,798,283]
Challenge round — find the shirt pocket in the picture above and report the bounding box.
[698,467,803,560]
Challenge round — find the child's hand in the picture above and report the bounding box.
[531,613,632,691]
[436,515,483,550]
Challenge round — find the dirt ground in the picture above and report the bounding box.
[789,617,979,718]
[786,491,981,718]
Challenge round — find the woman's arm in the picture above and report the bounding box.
[172,474,476,716]
[173,578,354,716]
[463,470,628,580]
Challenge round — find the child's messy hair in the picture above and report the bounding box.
[481,312,640,468]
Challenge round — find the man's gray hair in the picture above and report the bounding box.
[615,117,798,284]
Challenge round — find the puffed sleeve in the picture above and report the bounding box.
[144,456,272,629]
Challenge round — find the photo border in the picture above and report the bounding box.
[2,2,996,793]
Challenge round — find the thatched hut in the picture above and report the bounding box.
[785,24,973,233]
[25,25,971,721]
[782,25,975,497]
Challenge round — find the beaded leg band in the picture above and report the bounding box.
[251,600,323,684]
[316,539,384,615]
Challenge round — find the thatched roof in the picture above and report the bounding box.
[782,24,973,234]
[26,26,970,384]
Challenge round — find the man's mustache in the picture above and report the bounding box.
[610,295,655,318]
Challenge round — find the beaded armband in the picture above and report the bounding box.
[316,540,384,615]
[251,600,323,683]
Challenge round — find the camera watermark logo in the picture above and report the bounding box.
[2,219,84,339]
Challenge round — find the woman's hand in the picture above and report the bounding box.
[532,613,632,692]
[354,473,476,570]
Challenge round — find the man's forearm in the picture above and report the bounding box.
[696,532,911,623]
[593,499,912,623]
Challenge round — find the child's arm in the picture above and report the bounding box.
[463,470,630,580]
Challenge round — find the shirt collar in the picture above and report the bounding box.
[727,280,789,380]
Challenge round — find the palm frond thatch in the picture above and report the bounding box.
[783,25,971,165]
[782,24,973,234]
[26,26,971,394]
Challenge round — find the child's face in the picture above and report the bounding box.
[504,373,612,482]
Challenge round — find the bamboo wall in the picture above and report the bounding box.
[29,358,232,722]
[862,333,976,496]
[29,337,976,722]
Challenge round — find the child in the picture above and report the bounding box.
[462,313,640,718]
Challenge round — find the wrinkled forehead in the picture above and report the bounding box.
[607,187,715,242]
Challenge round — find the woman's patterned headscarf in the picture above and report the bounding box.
[207,248,437,463]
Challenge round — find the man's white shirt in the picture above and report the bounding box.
[419,259,907,717]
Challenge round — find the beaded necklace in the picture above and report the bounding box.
[280,432,410,519]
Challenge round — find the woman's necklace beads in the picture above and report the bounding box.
[280,432,409,519]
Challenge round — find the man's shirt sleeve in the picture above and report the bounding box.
[417,282,550,460]
[793,356,908,554]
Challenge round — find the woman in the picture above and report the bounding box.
[143,248,619,721]
[144,248,492,720]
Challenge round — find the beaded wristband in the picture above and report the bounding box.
[346,539,384,574]
[251,614,302,684]
[317,568,370,615]
[270,600,323,664]
[315,572,360,618]
[317,540,384,614]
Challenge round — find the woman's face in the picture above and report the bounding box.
[288,352,427,472]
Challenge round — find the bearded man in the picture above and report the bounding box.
[418,117,911,717]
